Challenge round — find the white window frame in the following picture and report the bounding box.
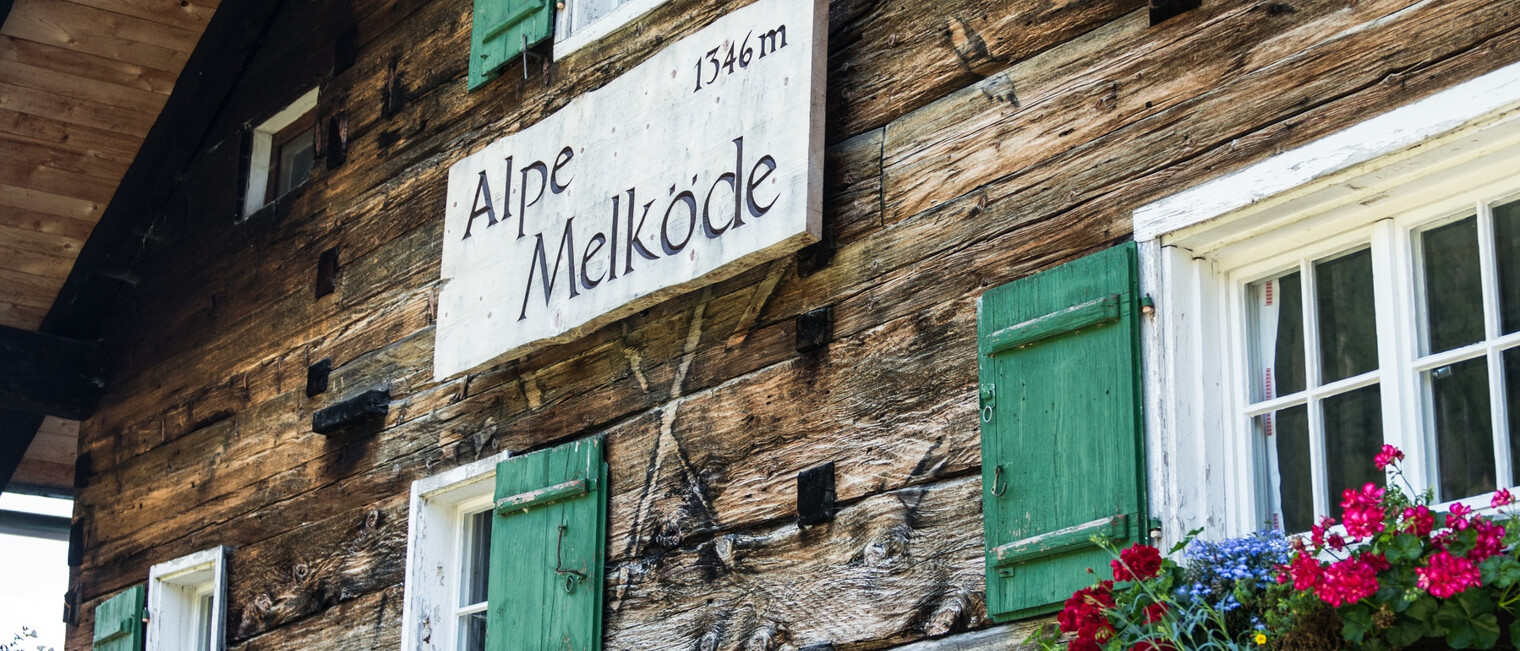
[553,0,670,59]
[147,545,228,651]
[1136,60,1520,543]
[242,87,319,220]
[400,450,511,651]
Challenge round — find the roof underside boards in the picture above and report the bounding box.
[0,0,218,331]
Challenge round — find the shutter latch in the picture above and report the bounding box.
[979,383,996,423]
[555,524,587,593]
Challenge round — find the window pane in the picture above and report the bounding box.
[1316,249,1379,383]
[1421,216,1485,354]
[1507,347,1520,479]
[1258,405,1312,533]
[1249,272,1306,402]
[459,611,487,651]
[1496,199,1520,335]
[277,129,315,196]
[1429,356,1496,501]
[197,593,213,651]
[1323,384,1384,501]
[461,509,492,606]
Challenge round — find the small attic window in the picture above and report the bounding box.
[243,87,318,218]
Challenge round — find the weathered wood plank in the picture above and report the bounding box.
[605,475,987,649]
[63,0,217,33]
[882,0,1520,224]
[0,223,85,259]
[825,0,1146,139]
[0,0,193,72]
[884,624,1045,651]
[230,584,404,651]
[0,157,119,206]
[227,495,407,641]
[0,80,153,136]
[0,268,66,308]
[0,35,178,95]
[0,59,168,115]
[0,129,135,179]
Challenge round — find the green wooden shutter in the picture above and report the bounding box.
[487,435,607,650]
[977,242,1148,621]
[92,584,145,651]
[470,0,554,91]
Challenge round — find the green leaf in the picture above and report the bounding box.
[1169,528,1204,555]
[1405,595,1439,626]
[1386,618,1424,647]
[1471,613,1501,649]
[1437,600,1476,648]
[1343,605,1375,644]
[1386,533,1424,564]
[1500,558,1520,589]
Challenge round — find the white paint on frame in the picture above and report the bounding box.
[435,0,826,380]
[1135,61,1520,545]
[147,546,228,651]
[554,0,671,58]
[399,450,511,651]
[242,87,318,219]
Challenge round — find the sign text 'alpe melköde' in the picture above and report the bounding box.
[436,0,825,379]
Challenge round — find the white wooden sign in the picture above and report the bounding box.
[435,0,826,379]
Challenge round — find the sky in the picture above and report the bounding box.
[0,493,71,651]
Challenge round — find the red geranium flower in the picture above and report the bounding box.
[1340,483,1386,540]
[1314,555,1380,607]
[1111,544,1164,582]
[1417,551,1482,599]
[1373,444,1405,470]
[1402,506,1434,536]
[1493,488,1514,508]
[1143,602,1169,624]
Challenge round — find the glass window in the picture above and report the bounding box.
[1412,201,1520,502]
[456,508,492,651]
[1243,194,1520,533]
[1248,249,1384,532]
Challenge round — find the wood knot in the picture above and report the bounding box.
[696,627,722,651]
[745,621,783,651]
[924,588,974,636]
[365,509,381,530]
[253,593,274,614]
[714,534,736,569]
[292,563,309,580]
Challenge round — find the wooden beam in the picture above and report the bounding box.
[0,324,103,419]
[0,409,46,496]
[43,0,288,341]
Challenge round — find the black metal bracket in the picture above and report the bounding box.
[313,388,389,436]
[306,358,332,397]
[325,113,348,170]
[1150,0,1201,25]
[316,247,339,298]
[797,461,838,526]
[795,306,833,354]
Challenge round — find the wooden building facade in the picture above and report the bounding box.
[11,0,1520,648]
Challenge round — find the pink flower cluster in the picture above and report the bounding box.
[1278,445,1520,608]
[1340,483,1386,540]
[1373,444,1405,470]
[1416,551,1482,599]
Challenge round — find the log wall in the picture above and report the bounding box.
[66,0,1520,648]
